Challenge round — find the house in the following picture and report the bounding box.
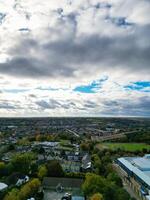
[66,151,83,162]
[0,182,8,192]
[61,160,81,173]
[35,141,59,148]
[67,153,80,162]
[16,175,29,186]
[116,154,150,200]
[81,154,92,172]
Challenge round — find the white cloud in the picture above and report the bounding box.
[0,0,149,116]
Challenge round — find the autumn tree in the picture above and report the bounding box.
[4,189,20,200]
[19,178,41,200]
[91,193,104,200]
[38,165,47,179]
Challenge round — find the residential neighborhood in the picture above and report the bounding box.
[0,117,150,200]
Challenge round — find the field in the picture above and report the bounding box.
[96,142,150,152]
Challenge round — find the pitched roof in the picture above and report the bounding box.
[0,182,8,191]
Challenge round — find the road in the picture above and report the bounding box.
[66,129,80,137]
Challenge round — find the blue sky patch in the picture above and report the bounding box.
[124,81,150,91]
[74,77,108,93]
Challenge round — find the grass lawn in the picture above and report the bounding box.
[96,142,150,152]
[60,139,71,145]
[59,139,74,150]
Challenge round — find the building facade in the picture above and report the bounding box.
[116,154,150,200]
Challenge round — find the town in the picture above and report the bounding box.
[0,117,150,200]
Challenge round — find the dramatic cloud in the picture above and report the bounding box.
[0,0,149,116]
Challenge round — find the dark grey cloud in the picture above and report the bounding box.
[0,13,6,24]
[0,21,150,79]
[36,99,77,110]
[36,99,61,109]
[0,100,21,110]
[101,96,150,117]
[84,100,98,109]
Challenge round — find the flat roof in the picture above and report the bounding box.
[118,156,150,187]
[132,158,150,171]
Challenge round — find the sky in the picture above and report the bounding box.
[0,0,150,117]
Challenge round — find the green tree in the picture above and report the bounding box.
[38,165,47,179]
[82,173,107,196]
[116,188,130,200]
[107,172,122,187]
[11,153,35,174]
[92,154,103,175]
[4,189,20,200]
[19,178,41,200]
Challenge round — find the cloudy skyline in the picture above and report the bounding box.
[0,0,150,117]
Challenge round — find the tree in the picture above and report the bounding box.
[116,188,130,200]
[0,162,6,177]
[4,179,41,200]
[19,178,41,200]
[82,173,107,197]
[107,172,122,187]
[92,154,103,175]
[38,165,47,179]
[46,160,64,177]
[80,142,90,151]
[11,153,35,174]
[30,162,38,176]
[6,172,23,185]
[91,193,104,200]
[4,189,20,200]
[103,184,116,200]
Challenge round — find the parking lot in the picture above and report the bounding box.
[43,191,65,200]
[43,190,85,200]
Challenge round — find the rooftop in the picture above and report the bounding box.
[118,155,150,188]
[0,182,8,191]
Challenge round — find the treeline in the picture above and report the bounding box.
[82,173,135,200]
[126,130,150,144]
